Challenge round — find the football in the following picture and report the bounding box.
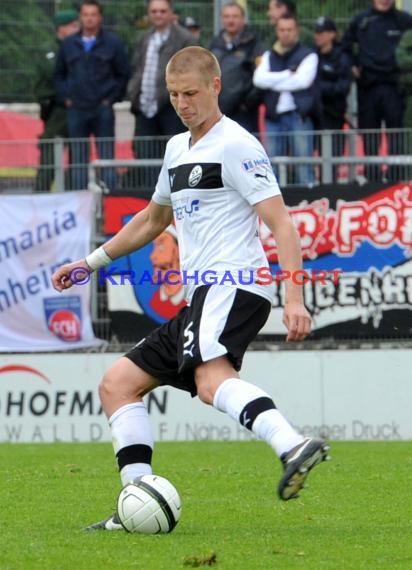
[117,474,182,534]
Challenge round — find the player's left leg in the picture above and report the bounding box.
[189,285,329,500]
[195,359,329,500]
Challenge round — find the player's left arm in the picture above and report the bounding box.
[255,195,312,342]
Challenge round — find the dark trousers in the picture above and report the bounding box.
[67,104,115,191]
[229,108,259,136]
[130,104,186,190]
[358,82,405,181]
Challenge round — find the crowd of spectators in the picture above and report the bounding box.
[32,0,412,191]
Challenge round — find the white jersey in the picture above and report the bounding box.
[152,116,280,302]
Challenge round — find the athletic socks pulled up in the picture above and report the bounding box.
[213,377,303,457]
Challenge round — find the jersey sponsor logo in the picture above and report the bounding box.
[242,157,270,173]
[173,199,200,220]
[188,165,203,187]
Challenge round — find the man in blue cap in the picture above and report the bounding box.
[33,10,80,192]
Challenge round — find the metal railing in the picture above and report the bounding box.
[87,153,412,189]
[3,128,412,193]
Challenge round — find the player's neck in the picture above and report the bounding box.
[189,112,223,147]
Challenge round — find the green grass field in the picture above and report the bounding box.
[1,441,411,570]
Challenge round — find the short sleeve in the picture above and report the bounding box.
[152,148,172,206]
[222,134,281,206]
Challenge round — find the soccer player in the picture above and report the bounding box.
[51,46,329,530]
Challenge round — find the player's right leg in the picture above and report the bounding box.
[84,357,159,531]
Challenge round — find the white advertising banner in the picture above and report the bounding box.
[0,191,101,351]
[0,350,410,443]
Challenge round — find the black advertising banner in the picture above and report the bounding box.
[103,183,412,341]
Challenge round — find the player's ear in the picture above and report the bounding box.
[212,76,221,96]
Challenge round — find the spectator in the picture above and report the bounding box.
[267,0,313,47]
[209,2,267,134]
[253,15,319,186]
[342,0,412,182]
[396,28,412,179]
[396,28,412,128]
[183,16,202,42]
[33,10,80,192]
[313,16,352,181]
[172,8,181,25]
[54,0,129,191]
[128,0,197,190]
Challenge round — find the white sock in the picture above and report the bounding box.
[109,402,153,486]
[213,378,303,457]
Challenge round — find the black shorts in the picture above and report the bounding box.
[125,285,271,396]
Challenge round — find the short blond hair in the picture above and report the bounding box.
[166,47,221,82]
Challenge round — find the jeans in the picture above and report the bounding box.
[265,111,315,185]
[67,104,116,191]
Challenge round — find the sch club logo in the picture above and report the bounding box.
[48,309,81,342]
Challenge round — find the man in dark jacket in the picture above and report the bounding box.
[54,0,129,191]
[127,0,197,190]
[34,10,80,192]
[396,28,412,129]
[314,16,352,181]
[342,0,412,181]
[210,2,267,134]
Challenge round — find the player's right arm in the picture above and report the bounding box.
[102,200,173,260]
[51,200,173,292]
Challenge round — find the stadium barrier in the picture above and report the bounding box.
[0,349,410,443]
[2,127,412,191]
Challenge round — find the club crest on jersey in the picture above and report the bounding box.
[188,165,202,187]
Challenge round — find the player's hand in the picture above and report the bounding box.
[51,259,92,292]
[282,301,312,342]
